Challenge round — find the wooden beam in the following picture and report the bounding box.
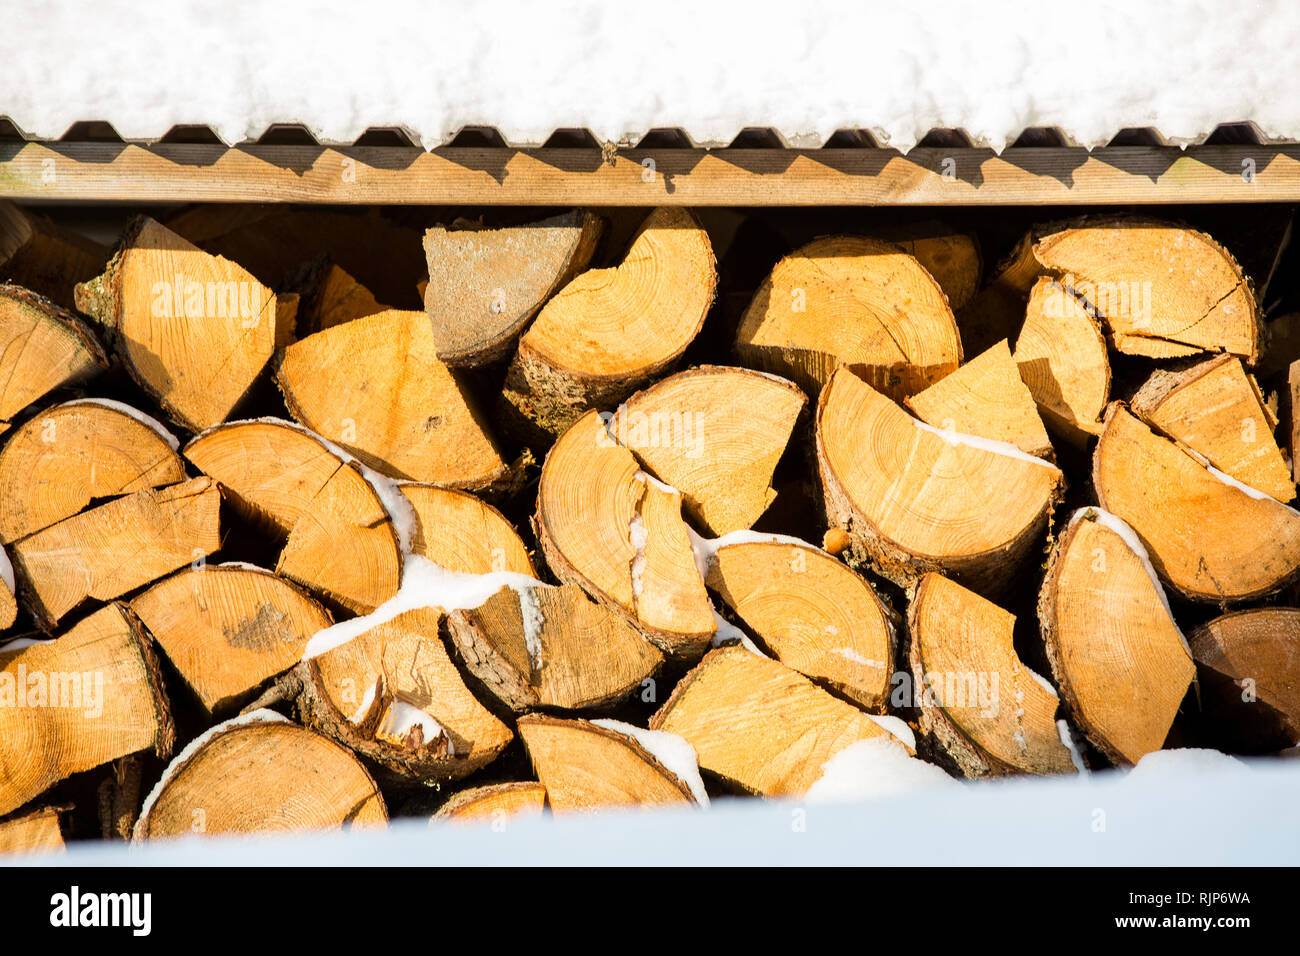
[0,142,1297,205]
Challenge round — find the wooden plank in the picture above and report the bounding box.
[0,142,1297,205]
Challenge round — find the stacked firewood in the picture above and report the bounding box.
[0,198,1297,853]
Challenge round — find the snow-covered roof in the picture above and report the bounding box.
[2,0,1297,151]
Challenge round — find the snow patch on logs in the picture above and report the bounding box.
[380,701,451,753]
[806,737,955,803]
[709,610,766,657]
[1178,439,1300,509]
[518,587,546,673]
[628,512,648,601]
[216,561,268,572]
[65,397,181,452]
[832,647,887,669]
[865,714,917,751]
[136,708,290,834]
[1025,667,1059,699]
[1069,506,1188,653]
[1057,720,1089,774]
[0,636,52,652]
[1206,462,1300,510]
[687,525,822,579]
[0,544,13,593]
[590,718,710,806]
[914,419,1060,471]
[302,555,549,660]
[349,680,378,724]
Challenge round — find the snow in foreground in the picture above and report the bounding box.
[24,749,1300,866]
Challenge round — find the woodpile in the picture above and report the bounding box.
[1,202,1298,854]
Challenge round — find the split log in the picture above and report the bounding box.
[185,419,402,614]
[185,417,375,533]
[0,398,184,544]
[9,477,222,631]
[816,366,1064,592]
[611,365,807,535]
[0,284,108,427]
[291,260,386,336]
[1013,277,1111,445]
[882,227,981,312]
[703,537,894,711]
[905,339,1054,460]
[0,603,174,816]
[0,806,65,856]
[0,201,107,309]
[447,583,663,712]
[276,308,507,488]
[650,645,909,796]
[752,215,981,312]
[296,606,514,783]
[400,484,534,576]
[909,573,1074,777]
[1131,354,1293,503]
[1038,508,1195,765]
[998,216,1260,362]
[424,209,603,366]
[166,205,426,310]
[434,782,547,823]
[735,236,961,400]
[74,217,279,432]
[134,711,386,840]
[501,207,717,442]
[536,410,714,657]
[131,565,333,715]
[1094,403,1300,602]
[516,715,702,811]
[1189,608,1300,753]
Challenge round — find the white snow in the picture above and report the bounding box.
[914,420,1061,471]
[216,561,270,572]
[378,701,450,753]
[135,709,289,837]
[806,737,956,803]
[1069,507,1191,657]
[0,544,13,594]
[634,470,680,497]
[0,636,52,652]
[1024,666,1059,699]
[3,1,1298,151]
[1057,719,1088,774]
[63,397,181,452]
[518,586,545,673]
[687,526,820,579]
[1127,748,1245,779]
[301,554,549,660]
[1206,462,1300,510]
[1180,445,1300,508]
[832,647,886,669]
[709,610,766,657]
[865,713,916,752]
[590,718,710,807]
[628,512,648,601]
[349,680,379,724]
